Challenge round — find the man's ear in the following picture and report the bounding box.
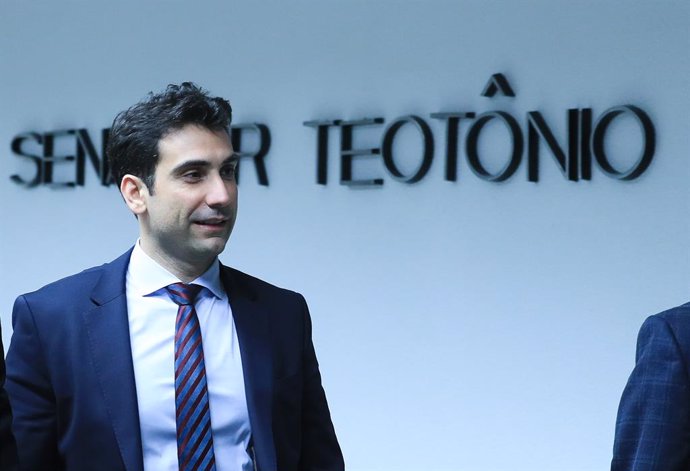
[120,174,149,215]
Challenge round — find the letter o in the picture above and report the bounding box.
[466,111,523,182]
[591,105,655,180]
[381,115,434,183]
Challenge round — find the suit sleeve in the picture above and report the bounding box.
[611,315,690,471]
[0,323,18,471]
[298,296,345,471]
[5,296,63,471]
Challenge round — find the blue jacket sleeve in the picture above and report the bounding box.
[0,322,18,471]
[5,295,63,471]
[612,314,690,471]
[297,295,344,470]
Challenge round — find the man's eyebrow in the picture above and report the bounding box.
[171,160,211,174]
[171,154,237,174]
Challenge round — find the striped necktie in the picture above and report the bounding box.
[166,283,217,471]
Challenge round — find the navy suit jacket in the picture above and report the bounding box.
[5,250,344,471]
[612,303,690,470]
[1,325,18,471]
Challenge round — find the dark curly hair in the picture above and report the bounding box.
[106,82,232,192]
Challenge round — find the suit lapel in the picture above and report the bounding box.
[222,266,277,471]
[83,249,144,471]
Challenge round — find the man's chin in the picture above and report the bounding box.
[195,237,229,258]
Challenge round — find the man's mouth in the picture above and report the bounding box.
[193,217,228,227]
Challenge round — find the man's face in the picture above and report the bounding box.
[138,124,237,271]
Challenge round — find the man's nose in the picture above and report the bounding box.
[206,173,233,207]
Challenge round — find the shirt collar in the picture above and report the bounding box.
[128,241,226,301]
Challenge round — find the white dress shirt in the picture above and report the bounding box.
[126,242,253,471]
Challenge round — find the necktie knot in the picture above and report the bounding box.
[165,283,202,306]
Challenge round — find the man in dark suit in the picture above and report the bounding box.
[0,325,17,471]
[611,304,690,470]
[6,83,344,471]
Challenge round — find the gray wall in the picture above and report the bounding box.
[1,1,688,469]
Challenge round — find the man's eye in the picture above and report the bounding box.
[221,166,236,179]
[182,171,202,180]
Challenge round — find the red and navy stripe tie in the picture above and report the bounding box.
[166,283,217,471]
